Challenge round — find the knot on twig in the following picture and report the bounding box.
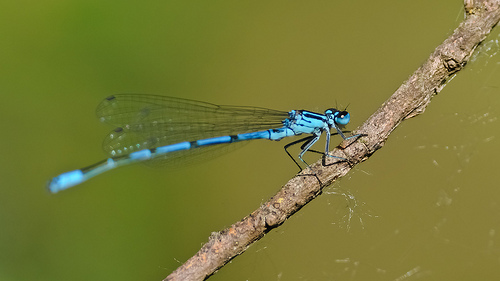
[442,55,464,73]
[465,0,498,14]
[465,0,478,14]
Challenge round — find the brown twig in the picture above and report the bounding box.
[165,1,500,280]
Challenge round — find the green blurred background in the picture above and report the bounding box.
[1,0,500,280]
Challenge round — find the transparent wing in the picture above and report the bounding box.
[96,94,290,165]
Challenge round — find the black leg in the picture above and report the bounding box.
[283,131,344,170]
[283,136,324,184]
[284,135,315,172]
[282,130,366,184]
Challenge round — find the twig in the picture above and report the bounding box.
[164,1,500,280]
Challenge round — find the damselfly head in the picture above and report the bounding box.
[334,110,350,126]
[325,108,350,126]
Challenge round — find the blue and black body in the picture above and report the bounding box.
[48,94,362,193]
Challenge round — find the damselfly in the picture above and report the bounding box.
[48,94,363,193]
